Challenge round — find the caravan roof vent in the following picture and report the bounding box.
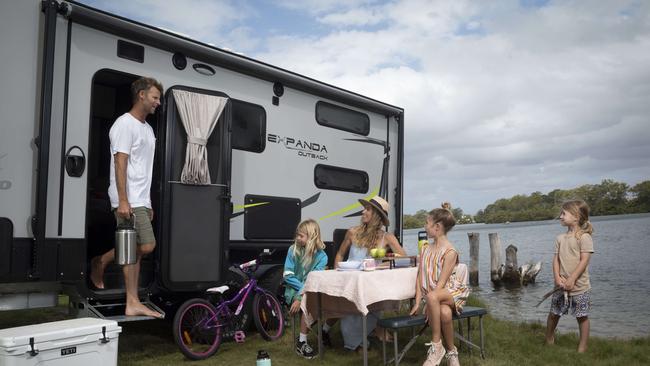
[117,40,144,63]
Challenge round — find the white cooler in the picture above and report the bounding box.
[0,318,121,366]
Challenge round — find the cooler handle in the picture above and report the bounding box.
[100,326,110,344]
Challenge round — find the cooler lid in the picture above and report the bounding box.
[0,318,121,349]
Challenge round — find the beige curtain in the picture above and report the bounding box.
[172,90,228,184]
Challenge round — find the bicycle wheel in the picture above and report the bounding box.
[253,291,284,341]
[173,298,222,360]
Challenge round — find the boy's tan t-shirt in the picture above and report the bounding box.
[554,233,594,296]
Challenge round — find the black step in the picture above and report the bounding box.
[87,300,165,322]
[105,314,158,322]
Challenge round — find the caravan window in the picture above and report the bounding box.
[232,100,266,152]
[314,164,369,193]
[316,101,370,135]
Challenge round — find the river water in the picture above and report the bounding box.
[401,213,650,339]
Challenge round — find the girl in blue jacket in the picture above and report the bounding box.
[284,218,328,359]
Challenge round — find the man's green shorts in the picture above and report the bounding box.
[114,206,155,245]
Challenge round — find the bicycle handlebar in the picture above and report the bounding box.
[239,259,257,270]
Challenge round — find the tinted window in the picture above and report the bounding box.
[232,100,266,152]
[316,101,370,135]
[314,164,369,193]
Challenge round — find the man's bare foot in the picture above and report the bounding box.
[125,303,163,319]
[90,256,105,289]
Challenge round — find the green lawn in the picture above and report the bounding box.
[1,296,648,365]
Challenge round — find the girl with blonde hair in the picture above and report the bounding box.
[545,200,594,353]
[284,219,328,359]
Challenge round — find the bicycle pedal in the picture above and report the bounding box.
[234,330,246,343]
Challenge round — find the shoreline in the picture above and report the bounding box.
[403,212,650,229]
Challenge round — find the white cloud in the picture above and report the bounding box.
[273,0,377,15]
[317,7,386,27]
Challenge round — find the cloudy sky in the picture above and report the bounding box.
[79,0,650,215]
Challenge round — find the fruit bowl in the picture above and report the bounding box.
[338,260,362,270]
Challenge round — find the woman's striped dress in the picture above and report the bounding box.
[419,244,470,313]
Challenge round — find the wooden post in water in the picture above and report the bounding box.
[489,233,503,283]
[503,244,520,282]
[467,233,479,286]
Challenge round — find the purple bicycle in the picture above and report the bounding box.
[172,257,285,360]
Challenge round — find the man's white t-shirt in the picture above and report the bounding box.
[108,113,156,208]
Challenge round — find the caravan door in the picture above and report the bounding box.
[160,86,232,291]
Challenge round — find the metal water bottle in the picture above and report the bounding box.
[418,230,428,254]
[115,213,137,265]
[256,350,271,366]
[418,239,428,253]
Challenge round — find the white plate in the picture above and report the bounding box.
[338,260,362,270]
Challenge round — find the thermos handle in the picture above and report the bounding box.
[130,212,136,229]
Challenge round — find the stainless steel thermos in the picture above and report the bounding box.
[115,213,137,265]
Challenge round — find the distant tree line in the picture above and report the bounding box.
[474,179,649,223]
[402,179,650,227]
[403,207,473,229]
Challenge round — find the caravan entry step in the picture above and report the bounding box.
[70,297,165,323]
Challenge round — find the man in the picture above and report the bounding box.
[91,77,163,318]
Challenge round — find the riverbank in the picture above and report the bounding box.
[1,296,648,365]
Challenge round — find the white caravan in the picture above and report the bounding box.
[0,0,404,320]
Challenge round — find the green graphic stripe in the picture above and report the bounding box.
[233,202,270,212]
[319,187,379,221]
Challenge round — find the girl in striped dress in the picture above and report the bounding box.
[410,202,469,366]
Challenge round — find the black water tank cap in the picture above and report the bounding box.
[172,52,187,70]
[273,82,284,97]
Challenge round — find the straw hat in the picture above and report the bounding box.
[358,196,390,226]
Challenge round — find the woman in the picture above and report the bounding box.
[334,196,406,351]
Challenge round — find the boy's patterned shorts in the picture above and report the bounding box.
[550,290,591,318]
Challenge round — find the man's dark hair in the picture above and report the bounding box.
[131,77,163,103]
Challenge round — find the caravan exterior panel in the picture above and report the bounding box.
[0,0,42,238]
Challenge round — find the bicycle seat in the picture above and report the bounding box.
[206,285,229,294]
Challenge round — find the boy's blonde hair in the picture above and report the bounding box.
[561,200,594,239]
[293,219,325,269]
[355,209,384,249]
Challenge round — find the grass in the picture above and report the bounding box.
[1,296,648,365]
